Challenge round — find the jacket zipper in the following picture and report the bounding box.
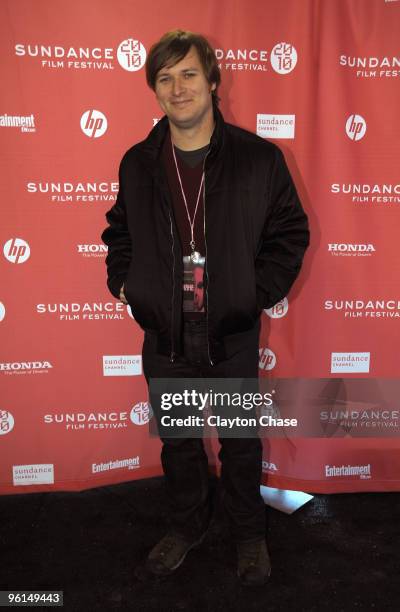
[168,209,176,362]
[203,148,214,366]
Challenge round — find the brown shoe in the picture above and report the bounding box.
[144,530,206,576]
[237,538,272,586]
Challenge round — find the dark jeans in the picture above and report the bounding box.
[142,319,267,543]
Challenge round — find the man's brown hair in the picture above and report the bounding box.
[145,29,221,104]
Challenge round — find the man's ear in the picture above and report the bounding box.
[210,82,216,92]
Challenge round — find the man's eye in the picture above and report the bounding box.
[158,76,170,83]
[184,72,196,78]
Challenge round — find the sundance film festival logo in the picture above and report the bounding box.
[36,301,129,321]
[3,238,30,264]
[324,299,400,319]
[117,39,146,71]
[0,113,36,132]
[0,410,15,435]
[270,42,297,74]
[44,411,130,431]
[265,298,289,319]
[130,402,152,425]
[80,110,107,138]
[340,54,400,78]
[331,183,400,205]
[27,181,118,204]
[215,42,297,73]
[328,243,376,257]
[77,244,108,258]
[259,348,276,371]
[0,302,5,322]
[15,40,147,72]
[0,360,53,376]
[346,115,366,141]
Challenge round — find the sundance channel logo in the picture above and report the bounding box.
[256,114,295,139]
[215,42,297,73]
[27,180,118,204]
[14,39,147,71]
[330,352,370,373]
[36,302,131,321]
[102,355,142,377]
[13,464,54,486]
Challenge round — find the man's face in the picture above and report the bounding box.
[154,46,216,130]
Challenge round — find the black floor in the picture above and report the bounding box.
[1,476,400,611]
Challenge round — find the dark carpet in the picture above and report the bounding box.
[1,476,399,611]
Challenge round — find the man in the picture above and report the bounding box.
[101,30,309,586]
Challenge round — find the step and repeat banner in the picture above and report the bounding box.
[1,0,400,494]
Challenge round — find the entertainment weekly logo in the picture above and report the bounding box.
[215,42,297,74]
[43,402,152,431]
[256,114,295,139]
[0,360,53,376]
[0,410,15,435]
[27,180,118,204]
[324,299,400,319]
[92,455,140,474]
[331,353,370,373]
[14,39,147,72]
[36,302,131,321]
[331,182,400,205]
[0,113,36,132]
[13,464,54,486]
[325,464,371,479]
[328,243,376,257]
[77,244,108,259]
[340,54,400,78]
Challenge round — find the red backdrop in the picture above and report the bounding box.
[1,0,400,494]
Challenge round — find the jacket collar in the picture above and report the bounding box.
[136,101,225,173]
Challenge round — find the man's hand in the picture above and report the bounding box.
[119,283,128,305]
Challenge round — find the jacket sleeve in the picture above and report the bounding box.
[101,156,132,299]
[255,146,310,310]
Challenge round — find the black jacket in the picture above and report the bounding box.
[101,106,309,364]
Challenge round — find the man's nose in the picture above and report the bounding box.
[171,77,184,96]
